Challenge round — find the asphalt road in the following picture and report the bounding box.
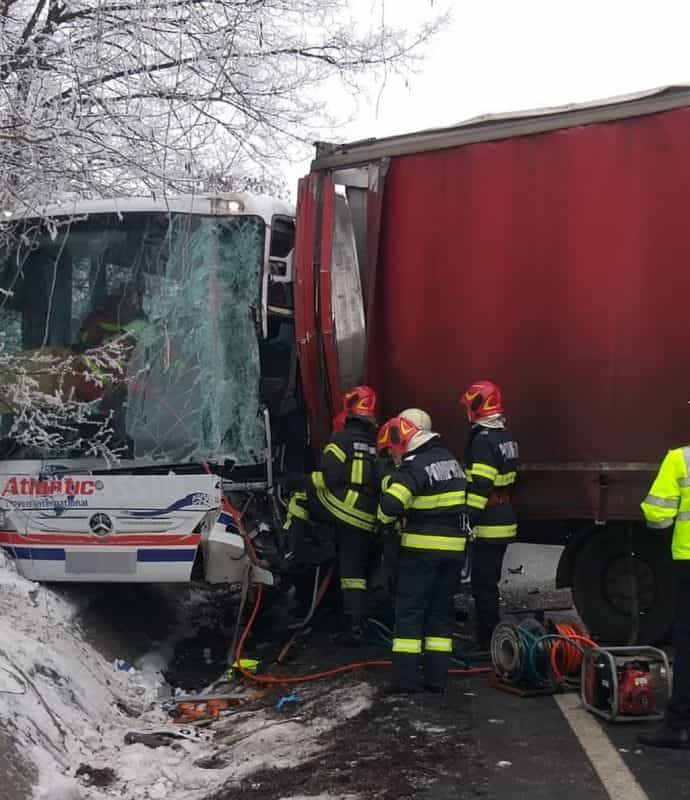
[470,542,686,800]
[3,544,687,800]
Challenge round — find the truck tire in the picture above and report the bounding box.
[571,525,674,645]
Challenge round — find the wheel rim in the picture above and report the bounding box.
[602,555,656,615]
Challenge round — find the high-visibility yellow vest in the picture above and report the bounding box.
[641,446,690,560]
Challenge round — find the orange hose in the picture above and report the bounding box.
[222,495,491,685]
[549,622,597,683]
[236,583,491,685]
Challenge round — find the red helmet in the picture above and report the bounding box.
[343,385,377,425]
[460,380,504,422]
[377,416,420,456]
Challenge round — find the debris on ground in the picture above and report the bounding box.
[124,731,177,749]
[276,693,299,711]
[1,554,407,799]
[75,763,117,787]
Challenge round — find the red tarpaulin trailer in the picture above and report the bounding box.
[295,86,690,644]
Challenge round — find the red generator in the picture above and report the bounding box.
[582,646,670,722]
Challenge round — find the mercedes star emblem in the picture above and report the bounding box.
[89,513,113,536]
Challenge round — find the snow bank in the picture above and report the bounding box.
[0,555,374,799]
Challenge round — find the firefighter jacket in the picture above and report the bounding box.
[308,417,378,532]
[641,446,690,560]
[377,439,470,556]
[465,425,519,542]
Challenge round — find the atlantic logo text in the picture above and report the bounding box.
[2,478,99,497]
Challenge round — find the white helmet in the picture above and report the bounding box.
[398,408,432,431]
[407,430,439,452]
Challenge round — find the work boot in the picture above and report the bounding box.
[334,616,365,646]
[638,724,690,750]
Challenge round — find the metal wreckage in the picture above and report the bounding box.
[2,86,690,652]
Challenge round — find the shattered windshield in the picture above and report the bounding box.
[0,211,266,464]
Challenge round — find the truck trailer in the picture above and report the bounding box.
[293,85,690,645]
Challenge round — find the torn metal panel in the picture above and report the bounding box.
[330,194,366,390]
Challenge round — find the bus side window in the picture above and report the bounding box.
[268,215,295,283]
[267,215,295,317]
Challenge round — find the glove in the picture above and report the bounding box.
[281,472,306,492]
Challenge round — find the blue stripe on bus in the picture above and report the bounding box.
[137,549,196,562]
[2,546,196,563]
[2,547,66,560]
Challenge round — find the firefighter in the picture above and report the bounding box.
[377,415,474,693]
[283,386,379,644]
[638,445,690,749]
[379,409,433,492]
[376,409,435,598]
[460,380,519,651]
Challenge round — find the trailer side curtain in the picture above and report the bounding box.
[368,107,690,464]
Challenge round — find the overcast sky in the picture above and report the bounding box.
[289,0,690,183]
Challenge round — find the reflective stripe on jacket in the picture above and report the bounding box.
[377,440,469,555]
[283,491,310,529]
[641,445,690,560]
[465,426,519,542]
[309,418,378,532]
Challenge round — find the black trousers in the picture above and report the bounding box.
[667,561,690,728]
[392,549,463,690]
[471,540,508,646]
[337,525,373,617]
[302,492,373,617]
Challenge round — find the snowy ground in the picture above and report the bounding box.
[0,542,568,800]
[0,554,376,800]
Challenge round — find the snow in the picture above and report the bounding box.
[0,554,374,799]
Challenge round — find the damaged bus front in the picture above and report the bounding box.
[0,194,299,585]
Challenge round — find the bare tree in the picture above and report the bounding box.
[0,0,445,211]
[0,0,444,463]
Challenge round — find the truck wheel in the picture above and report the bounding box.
[571,525,674,645]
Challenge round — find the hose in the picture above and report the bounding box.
[547,621,597,684]
[235,579,489,684]
[277,566,335,663]
[222,496,490,684]
[491,619,597,688]
[285,564,335,630]
[491,620,548,685]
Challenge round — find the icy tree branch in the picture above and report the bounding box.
[0,337,137,462]
[0,0,446,208]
